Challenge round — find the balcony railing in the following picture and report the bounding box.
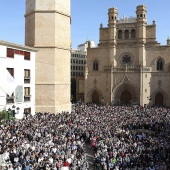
[24,77,31,84]
[24,95,31,102]
[103,65,151,72]
[6,96,15,104]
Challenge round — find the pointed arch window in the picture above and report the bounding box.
[125,30,129,39]
[118,30,122,39]
[93,60,98,71]
[157,59,163,71]
[131,29,136,39]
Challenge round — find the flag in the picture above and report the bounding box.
[0,65,17,96]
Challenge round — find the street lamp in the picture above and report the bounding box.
[16,107,20,115]
[12,105,16,117]
[8,108,11,120]
[147,96,153,101]
[101,96,105,105]
[147,96,153,107]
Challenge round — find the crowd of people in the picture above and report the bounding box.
[0,103,169,170]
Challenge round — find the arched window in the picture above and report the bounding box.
[118,30,122,39]
[125,30,129,39]
[131,29,136,39]
[157,59,163,71]
[93,60,98,71]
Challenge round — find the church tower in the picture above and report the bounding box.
[108,7,118,65]
[25,0,71,113]
[136,4,147,66]
[136,5,147,106]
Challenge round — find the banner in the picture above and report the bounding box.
[0,65,17,96]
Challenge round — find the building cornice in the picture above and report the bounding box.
[34,45,71,51]
[25,10,71,18]
[0,40,37,52]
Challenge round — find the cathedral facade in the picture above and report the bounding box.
[85,5,170,107]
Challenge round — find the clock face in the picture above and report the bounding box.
[122,55,131,65]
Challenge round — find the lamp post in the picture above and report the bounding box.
[147,96,153,107]
[101,96,105,105]
[8,108,11,120]
[16,107,20,117]
[12,105,16,118]
[16,107,20,116]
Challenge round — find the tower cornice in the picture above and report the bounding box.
[25,10,71,18]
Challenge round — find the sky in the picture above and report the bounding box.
[0,0,170,49]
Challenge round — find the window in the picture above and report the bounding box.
[93,60,98,71]
[125,30,129,39]
[131,29,136,39]
[7,48,14,58]
[157,59,163,71]
[15,50,20,54]
[73,59,75,63]
[24,69,30,83]
[24,52,30,60]
[7,68,14,77]
[14,49,25,55]
[118,30,122,39]
[24,108,31,116]
[24,87,31,102]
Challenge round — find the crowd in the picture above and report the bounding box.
[0,103,169,170]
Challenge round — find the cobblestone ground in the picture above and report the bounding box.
[84,143,94,170]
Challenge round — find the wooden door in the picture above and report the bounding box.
[120,90,132,104]
[92,91,100,103]
[155,93,163,106]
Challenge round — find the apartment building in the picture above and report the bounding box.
[0,40,36,119]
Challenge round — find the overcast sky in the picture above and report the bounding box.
[0,0,170,49]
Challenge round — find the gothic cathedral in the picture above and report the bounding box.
[85,5,170,107]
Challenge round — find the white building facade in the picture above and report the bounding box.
[0,40,36,119]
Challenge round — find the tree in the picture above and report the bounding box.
[0,110,8,125]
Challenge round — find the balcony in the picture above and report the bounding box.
[24,77,31,84]
[24,95,31,102]
[6,96,15,104]
[103,65,151,72]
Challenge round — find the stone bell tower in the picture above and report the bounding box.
[136,4,147,66]
[108,7,118,65]
[136,5,147,106]
[25,0,71,113]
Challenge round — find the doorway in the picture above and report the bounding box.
[92,91,100,103]
[155,93,163,106]
[120,90,132,105]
